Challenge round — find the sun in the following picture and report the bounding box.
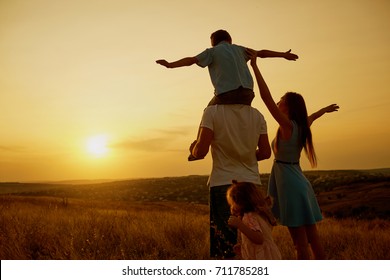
[86,135,109,157]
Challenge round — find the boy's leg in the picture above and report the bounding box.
[208,95,218,106]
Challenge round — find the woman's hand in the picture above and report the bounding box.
[245,48,258,66]
[323,104,340,113]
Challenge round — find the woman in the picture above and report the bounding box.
[249,52,339,259]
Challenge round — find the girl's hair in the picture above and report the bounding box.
[210,29,232,46]
[275,91,317,167]
[226,180,277,226]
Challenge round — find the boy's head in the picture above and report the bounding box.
[210,30,232,47]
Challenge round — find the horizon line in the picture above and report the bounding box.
[1,167,389,185]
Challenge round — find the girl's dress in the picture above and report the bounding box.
[240,212,282,260]
[268,121,323,227]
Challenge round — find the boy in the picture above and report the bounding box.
[156,29,298,160]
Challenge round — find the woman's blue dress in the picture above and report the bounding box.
[268,121,323,227]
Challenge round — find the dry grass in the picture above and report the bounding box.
[272,218,390,260]
[0,196,209,260]
[1,195,389,260]
[317,217,390,260]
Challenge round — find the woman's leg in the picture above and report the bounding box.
[305,224,325,260]
[288,226,311,259]
[287,226,297,249]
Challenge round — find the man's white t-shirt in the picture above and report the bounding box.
[200,104,268,187]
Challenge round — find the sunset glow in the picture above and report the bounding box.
[86,135,109,158]
[0,0,389,181]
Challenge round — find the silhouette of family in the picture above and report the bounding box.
[156,30,339,260]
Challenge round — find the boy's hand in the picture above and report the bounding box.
[156,59,170,68]
[284,49,299,61]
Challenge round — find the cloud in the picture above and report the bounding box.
[154,126,193,137]
[112,126,193,152]
[0,145,25,153]
[113,137,170,151]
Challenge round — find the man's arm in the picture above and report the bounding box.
[156,57,198,68]
[256,49,298,61]
[190,127,213,159]
[308,104,339,126]
[256,133,271,161]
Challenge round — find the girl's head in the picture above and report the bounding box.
[276,91,317,167]
[210,29,232,47]
[226,180,277,225]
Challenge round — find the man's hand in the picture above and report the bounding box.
[189,140,197,153]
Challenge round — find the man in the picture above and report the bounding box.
[190,103,271,259]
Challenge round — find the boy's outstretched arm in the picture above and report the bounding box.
[256,49,298,61]
[156,57,198,68]
[308,104,339,126]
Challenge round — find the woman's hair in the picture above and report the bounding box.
[226,180,277,226]
[210,29,232,46]
[275,91,317,167]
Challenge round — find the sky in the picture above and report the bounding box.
[1,0,389,182]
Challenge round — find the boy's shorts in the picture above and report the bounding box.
[208,87,254,106]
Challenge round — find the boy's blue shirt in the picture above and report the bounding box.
[195,41,254,95]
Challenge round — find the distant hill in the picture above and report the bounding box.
[1,169,389,220]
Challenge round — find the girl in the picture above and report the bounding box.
[226,180,282,260]
[249,51,339,259]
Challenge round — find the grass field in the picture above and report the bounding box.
[0,196,209,260]
[1,169,389,260]
[0,195,389,260]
